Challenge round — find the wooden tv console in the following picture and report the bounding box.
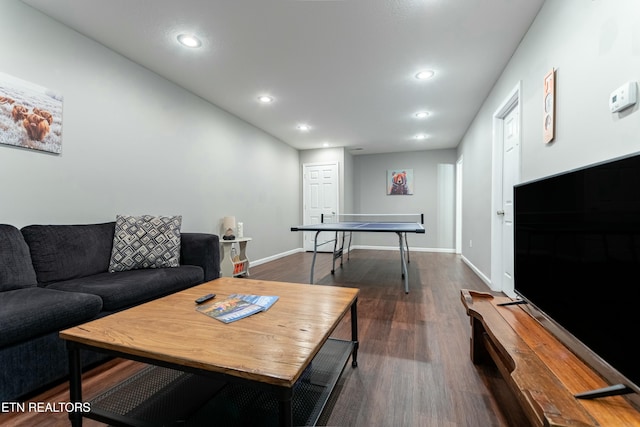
[460,289,640,427]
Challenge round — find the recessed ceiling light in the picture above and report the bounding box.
[414,111,430,119]
[257,95,274,104]
[323,142,330,147]
[415,70,435,80]
[297,124,311,132]
[414,133,428,140]
[177,34,202,48]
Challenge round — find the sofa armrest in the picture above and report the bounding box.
[180,233,220,282]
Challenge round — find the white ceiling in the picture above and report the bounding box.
[21,0,544,155]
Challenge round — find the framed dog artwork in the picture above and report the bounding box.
[387,169,414,195]
[0,72,63,154]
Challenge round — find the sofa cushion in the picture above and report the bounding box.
[109,215,182,272]
[0,224,38,292]
[0,331,110,402]
[180,233,221,282]
[46,266,203,311]
[0,287,103,348]
[21,222,115,285]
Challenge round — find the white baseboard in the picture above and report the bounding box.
[251,247,304,267]
[460,255,492,288]
[253,246,454,268]
[353,245,455,254]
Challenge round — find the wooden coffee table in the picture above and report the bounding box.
[60,277,359,427]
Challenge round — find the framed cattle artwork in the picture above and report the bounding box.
[387,169,414,195]
[0,72,63,154]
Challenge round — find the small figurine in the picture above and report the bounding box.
[222,216,236,240]
[222,228,235,240]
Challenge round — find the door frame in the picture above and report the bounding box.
[455,155,463,254]
[490,82,521,296]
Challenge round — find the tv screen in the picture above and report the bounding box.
[514,152,640,398]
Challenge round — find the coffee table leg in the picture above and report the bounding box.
[351,298,359,367]
[278,388,293,427]
[67,342,83,427]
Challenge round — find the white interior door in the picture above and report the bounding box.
[491,83,521,297]
[500,104,520,296]
[303,162,339,252]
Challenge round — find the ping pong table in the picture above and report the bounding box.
[291,214,425,293]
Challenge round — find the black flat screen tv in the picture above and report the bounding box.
[514,151,640,403]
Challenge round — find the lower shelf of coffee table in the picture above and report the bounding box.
[88,338,355,427]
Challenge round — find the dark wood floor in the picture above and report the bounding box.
[0,250,529,426]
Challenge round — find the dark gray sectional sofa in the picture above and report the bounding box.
[0,221,220,402]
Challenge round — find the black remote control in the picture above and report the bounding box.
[195,293,216,304]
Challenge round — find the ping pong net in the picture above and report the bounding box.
[320,213,424,224]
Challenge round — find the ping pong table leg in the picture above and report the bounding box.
[331,231,338,274]
[397,232,409,294]
[331,231,348,274]
[310,230,321,284]
[404,232,410,263]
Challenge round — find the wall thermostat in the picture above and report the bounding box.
[609,81,637,113]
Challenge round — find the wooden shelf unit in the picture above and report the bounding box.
[460,289,640,427]
[220,237,251,277]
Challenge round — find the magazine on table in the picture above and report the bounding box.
[196,293,279,323]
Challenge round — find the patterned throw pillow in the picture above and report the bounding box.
[109,215,182,272]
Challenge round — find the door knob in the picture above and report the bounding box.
[497,210,505,216]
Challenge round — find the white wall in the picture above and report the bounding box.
[0,0,300,262]
[299,147,353,219]
[458,0,640,286]
[353,149,457,251]
[297,148,456,252]
[7,0,636,275]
